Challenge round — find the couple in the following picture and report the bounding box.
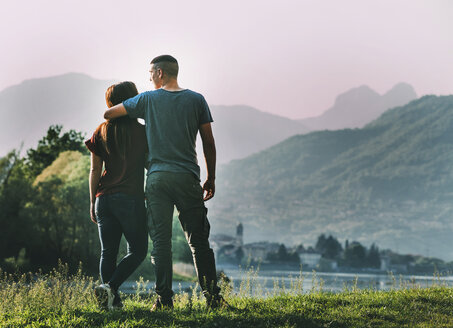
[86,55,224,311]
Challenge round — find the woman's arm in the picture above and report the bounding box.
[89,152,103,223]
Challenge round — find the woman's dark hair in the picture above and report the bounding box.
[99,81,138,158]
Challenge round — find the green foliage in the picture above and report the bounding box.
[0,126,195,277]
[0,151,32,263]
[367,243,381,268]
[21,151,99,273]
[339,241,381,269]
[315,234,343,260]
[25,125,87,177]
[342,242,367,268]
[266,244,300,263]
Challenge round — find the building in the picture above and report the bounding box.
[211,223,244,262]
[242,242,281,262]
[297,249,322,269]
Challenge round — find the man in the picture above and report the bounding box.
[104,55,225,310]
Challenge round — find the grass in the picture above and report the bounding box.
[1,264,453,327]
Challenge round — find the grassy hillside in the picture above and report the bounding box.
[209,95,453,259]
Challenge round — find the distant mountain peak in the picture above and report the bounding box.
[384,82,417,97]
[334,85,380,106]
[17,73,109,89]
[300,82,417,131]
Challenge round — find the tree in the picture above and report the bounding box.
[22,151,99,273]
[0,150,32,262]
[266,244,300,263]
[343,241,367,268]
[366,243,381,268]
[25,125,87,177]
[315,234,327,253]
[316,234,343,259]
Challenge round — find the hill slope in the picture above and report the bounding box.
[209,95,453,260]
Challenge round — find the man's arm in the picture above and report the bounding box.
[104,103,128,120]
[89,153,103,223]
[199,122,216,201]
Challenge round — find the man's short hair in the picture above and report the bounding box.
[151,55,179,78]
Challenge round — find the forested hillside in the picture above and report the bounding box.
[209,95,453,260]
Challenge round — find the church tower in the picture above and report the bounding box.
[236,223,243,246]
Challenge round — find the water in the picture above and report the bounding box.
[119,280,195,295]
[119,265,453,296]
[220,265,453,295]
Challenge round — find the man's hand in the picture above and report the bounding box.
[199,123,216,201]
[202,178,215,201]
[90,201,97,224]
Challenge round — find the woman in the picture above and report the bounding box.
[85,81,148,310]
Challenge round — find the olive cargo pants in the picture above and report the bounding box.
[145,171,220,300]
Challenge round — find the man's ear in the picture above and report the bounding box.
[158,68,164,79]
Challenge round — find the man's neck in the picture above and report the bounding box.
[161,79,184,92]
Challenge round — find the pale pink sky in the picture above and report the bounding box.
[1,0,452,119]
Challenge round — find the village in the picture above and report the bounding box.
[211,223,452,275]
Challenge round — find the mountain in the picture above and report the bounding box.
[299,83,417,130]
[208,95,453,260]
[205,105,307,164]
[0,73,115,156]
[0,75,307,164]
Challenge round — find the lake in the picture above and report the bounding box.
[119,265,453,296]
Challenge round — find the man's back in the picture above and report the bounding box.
[123,88,213,180]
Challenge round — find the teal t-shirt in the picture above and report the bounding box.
[123,89,213,180]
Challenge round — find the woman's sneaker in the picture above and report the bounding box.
[94,284,114,310]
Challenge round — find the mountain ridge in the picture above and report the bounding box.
[299,83,417,130]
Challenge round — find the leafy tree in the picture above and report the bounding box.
[0,150,32,263]
[25,125,87,177]
[316,234,343,259]
[366,243,381,268]
[315,235,327,253]
[22,151,99,273]
[266,244,300,263]
[343,241,367,268]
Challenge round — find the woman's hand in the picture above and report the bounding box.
[90,201,97,224]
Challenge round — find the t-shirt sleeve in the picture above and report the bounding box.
[85,131,102,156]
[123,93,147,119]
[199,95,214,125]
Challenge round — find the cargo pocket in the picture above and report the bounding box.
[202,206,210,238]
[146,200,156,239]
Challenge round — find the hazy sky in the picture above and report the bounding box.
[1,0,452,119]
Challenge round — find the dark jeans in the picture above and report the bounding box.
[146,172,220,300]
[95,192,148,291]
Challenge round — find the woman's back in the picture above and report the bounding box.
[86,119,147,199]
